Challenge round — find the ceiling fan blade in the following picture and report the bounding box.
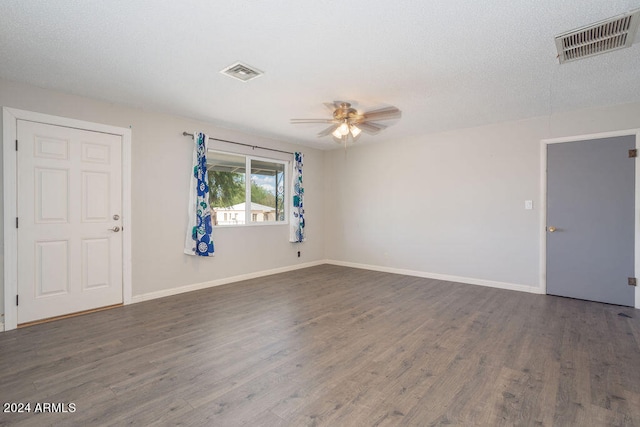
[317,124,340,137]
[290,119,336,124]
[357,122,387,135]
[361,106,401,121]
[323,102,338,112]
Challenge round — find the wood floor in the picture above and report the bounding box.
[1,264,639,426]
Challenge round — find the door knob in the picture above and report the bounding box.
[109,226,121,232]
[548,226,557,233]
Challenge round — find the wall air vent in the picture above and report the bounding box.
[220,62,264,82]
[555,9,640,64]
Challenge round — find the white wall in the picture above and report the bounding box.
[0,78,325,317]
[324,102,640,291]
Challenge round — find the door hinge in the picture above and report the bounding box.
[16,295,19,306]
[16,217,18,228]
[629,149,637,158]
[629,277,637,286]
[15,139,18,151]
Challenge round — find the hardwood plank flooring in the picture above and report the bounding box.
[1,264,639,426]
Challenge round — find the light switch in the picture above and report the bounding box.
[525,200,533,210]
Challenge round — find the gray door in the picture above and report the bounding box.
[547,135,635,306]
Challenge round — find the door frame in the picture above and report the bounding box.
[3,107,132,331]
[539,129,640,309]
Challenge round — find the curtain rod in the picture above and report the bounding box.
[182,132,293,155]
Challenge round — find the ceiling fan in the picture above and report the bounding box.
[290,101,401,144]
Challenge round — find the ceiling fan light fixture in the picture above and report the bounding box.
[332,128,343,138]
[338,122,350,136]
[350,125,361,138]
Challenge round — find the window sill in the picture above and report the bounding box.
[214,221,289,229]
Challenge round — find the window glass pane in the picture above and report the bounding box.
[207,152,246,225]
[206,151,287,227]
[250,159,285,222]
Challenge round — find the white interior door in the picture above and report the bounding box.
[17,120,123,324]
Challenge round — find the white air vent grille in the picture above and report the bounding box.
[220,62,263,82]
[555,9,640,63]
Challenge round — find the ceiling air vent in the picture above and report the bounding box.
[220,62,264,82]
[555,9,640,64]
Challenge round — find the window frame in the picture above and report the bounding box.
[207,149,289,228]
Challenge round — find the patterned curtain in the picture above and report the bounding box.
[289,152,305,242]
[184,132,215,256]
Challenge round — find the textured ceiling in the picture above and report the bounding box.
[1,1,640,149]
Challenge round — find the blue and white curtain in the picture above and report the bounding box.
[184,132,215,256]
[289,152,305,242]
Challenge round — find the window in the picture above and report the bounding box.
[207,151,288,226]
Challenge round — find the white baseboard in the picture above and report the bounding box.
[130,258,544,306]
[326,260,544,295]
[131,260,326,304]
[0,321,4,332]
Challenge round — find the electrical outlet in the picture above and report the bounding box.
[297,251,301,258]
